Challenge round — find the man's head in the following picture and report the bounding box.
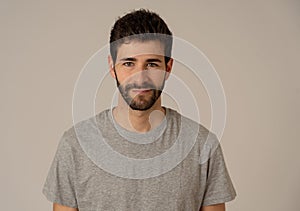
[109,9,173,111]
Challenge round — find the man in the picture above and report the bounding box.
[43,9,236,211]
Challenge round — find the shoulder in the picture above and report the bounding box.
[167,107,216,141]
[59,109,110,152]
[167,108,220,162]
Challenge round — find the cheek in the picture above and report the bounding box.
[147,70,166,83]
[114,70,131,83]
[118,74,135,85]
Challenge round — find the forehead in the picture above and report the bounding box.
[116,40,165,61]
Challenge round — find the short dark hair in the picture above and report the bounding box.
[109,9,173,64]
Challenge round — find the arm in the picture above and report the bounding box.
[200,203,225,211]
[53,203,78,211]
[42,135,78,210]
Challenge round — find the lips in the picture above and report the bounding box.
[131,88,152,93]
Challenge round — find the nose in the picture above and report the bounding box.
[135,69,148,83]
[132,63,149,83]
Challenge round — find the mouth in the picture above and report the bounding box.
[131,88,152,94]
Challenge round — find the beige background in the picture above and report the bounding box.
[1,0,300,210]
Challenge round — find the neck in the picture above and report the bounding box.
[113,95,166,133]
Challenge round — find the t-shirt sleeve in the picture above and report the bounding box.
[201,138,237,206]
[42,132,78,208]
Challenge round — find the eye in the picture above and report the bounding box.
[147,63,159,67]
[123,62,134,67]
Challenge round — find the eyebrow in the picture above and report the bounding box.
[119,57,137,62]
[146,58,162,63]
[119,57,163,63]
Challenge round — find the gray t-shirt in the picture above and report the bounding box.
[42,108,236,210]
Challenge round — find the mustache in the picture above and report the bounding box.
[123,82,157,92]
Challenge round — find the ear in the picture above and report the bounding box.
[164,58,173,80]
[108,55,116,78]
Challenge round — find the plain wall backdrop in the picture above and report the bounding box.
[1,0,299,210]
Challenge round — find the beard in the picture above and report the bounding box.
[116,78,165,111]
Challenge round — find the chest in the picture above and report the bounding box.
[74,154,207,211]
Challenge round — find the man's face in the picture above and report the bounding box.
[110,40,172,111]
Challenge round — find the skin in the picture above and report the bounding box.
[53,203,78,211]
[53,40,225,211]
[200,203,226,211]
